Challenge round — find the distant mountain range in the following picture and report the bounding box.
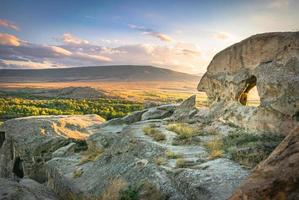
[0,65,200,82]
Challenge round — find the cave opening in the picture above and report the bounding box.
[238,76,260,107]
[13,157,24,178]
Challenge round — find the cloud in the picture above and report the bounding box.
[72,52,112,62]
[0,33,21,46]
[128,24,173,42]
[0,19,19,31]
[269,0,289,8]
[62,33,89,45]
[213,32,230,40]
[0,59,60,69]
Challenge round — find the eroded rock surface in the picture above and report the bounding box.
[198,32,299,134]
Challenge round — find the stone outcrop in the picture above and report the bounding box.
[0,98,249,200]
[0,178,58,200]
[0,115,104,181]
[198,32,299,135]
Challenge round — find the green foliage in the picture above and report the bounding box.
[222,131,284,168]
[0,97,143,121]
[143,124,165,141]
[119,185,139,200]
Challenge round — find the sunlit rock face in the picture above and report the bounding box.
[198,32,299,134]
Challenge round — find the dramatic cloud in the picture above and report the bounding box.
[0,19,19,31]
[0,33,21,46]
[128,24,173,42]
[62,33,89,45]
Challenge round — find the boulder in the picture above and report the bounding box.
[141,104,176,120]
[169,95,198,122]
[0,115,104,181]
[197,32,299,134]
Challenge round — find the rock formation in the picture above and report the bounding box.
[198,32,299,135]
[0,32,298,200]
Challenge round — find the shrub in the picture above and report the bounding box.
[143,125,165,141]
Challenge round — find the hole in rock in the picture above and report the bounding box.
[13,157,24,178]
[0,131,5,148]
[238,76,260,107]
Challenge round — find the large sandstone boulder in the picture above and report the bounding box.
[198,32,299,134]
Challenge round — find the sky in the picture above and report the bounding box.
[0,0,298,74]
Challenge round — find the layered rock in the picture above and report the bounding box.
[198,32,299,134]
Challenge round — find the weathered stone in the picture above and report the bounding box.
[141,104,175,120]
[197,32,299,134]
[229,126,299,200]
[0,115,104,182]
[169,95,198,122]
[0,178,58,200]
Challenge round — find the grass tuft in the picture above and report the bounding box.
[165,150,182,159]
[204,137,224,160]
[167,123,197,139]
[101,178,127,200]
[143,125,165,141]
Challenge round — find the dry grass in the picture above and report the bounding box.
[204,137,224,160]
[72,168,83,178]
[154,157,166,166]
[167,123,198,139]
[101,178,127,200]
[79,142,104,164]
[175,158,191,168]
[165,150,182,159]
[143,125,165,141]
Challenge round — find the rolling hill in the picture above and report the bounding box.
[0,65,200,82]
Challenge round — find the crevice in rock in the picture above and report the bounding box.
[13,156,24,178]
[0,131,5,148]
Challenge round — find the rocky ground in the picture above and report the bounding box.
[0,32,298,200]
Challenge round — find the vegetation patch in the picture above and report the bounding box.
[203,130,284,168]
[154,156,166,166]
[175,158,193,168]
[165,150,182,159]
[101,178,127,200]
[167,123,197,139]
[222,131,284,168]
[72,168,83,178]
[0,97,143,121]
[119,180,166,200]
[204,137,224,160]
[143,124,165,141]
